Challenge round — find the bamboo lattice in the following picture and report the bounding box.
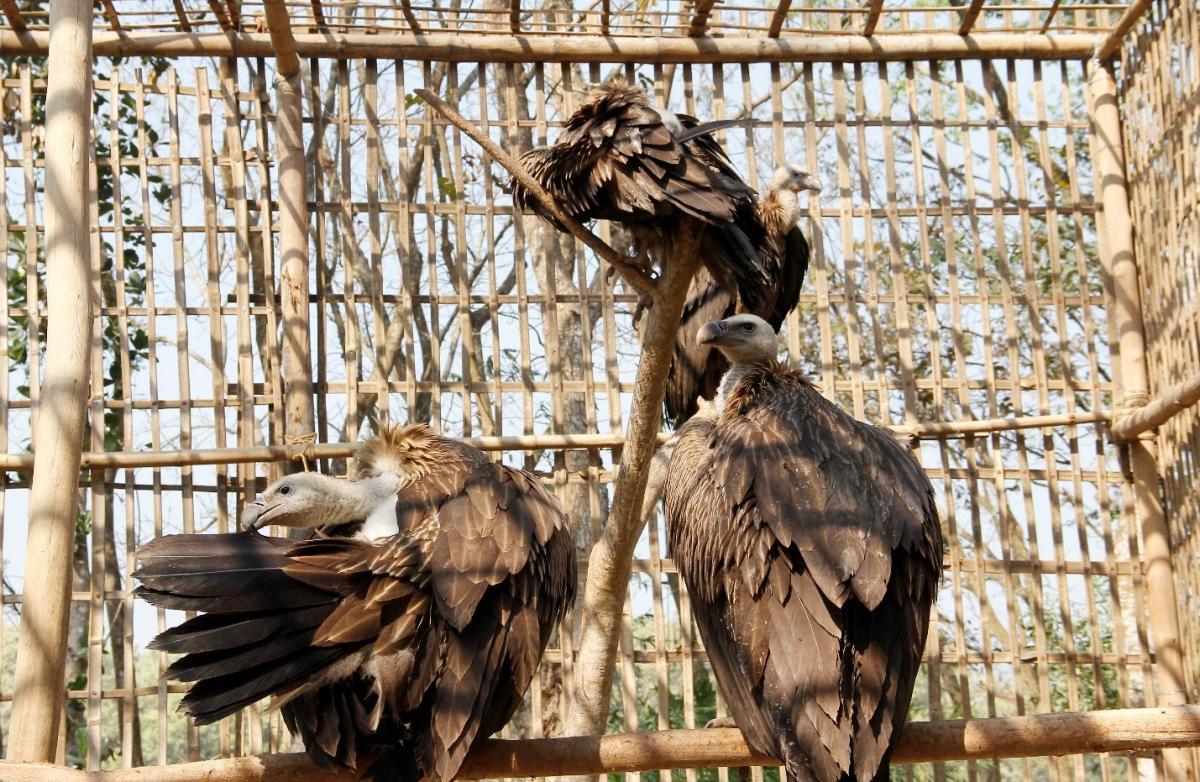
[0,1,1190,779]
[1118,0,1200,773]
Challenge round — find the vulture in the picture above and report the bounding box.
[134,424,576,782]
[664,315,943,782]
[512,80,770,309]
[665,164,821,425]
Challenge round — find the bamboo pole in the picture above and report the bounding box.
[1111,371,1200,442]
[264,0,314,461]
[1,706,1199,781]
[4,0,94,762]
[1095,0,1153,60]
[0,410,1113,471]
[1088,61,1193,782]
[0,30,1104,63]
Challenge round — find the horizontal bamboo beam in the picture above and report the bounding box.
[0,30,1104,62]
[0,706,1198,781]
[1110,371,1200,442]
[1095,0,1152,60]
[0,410,1112,472]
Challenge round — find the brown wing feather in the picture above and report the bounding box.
[140,428,576,782]
[665,367,941,782]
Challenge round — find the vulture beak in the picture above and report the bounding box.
[697,320,728,346]
[799,172,822,193]
[240,499,275,532]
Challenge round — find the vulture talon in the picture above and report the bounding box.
[705,716,739,729]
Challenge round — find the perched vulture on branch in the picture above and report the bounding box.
[666,164,820,425]
[512,80,768,302]
[134,424,576,782]
[665,315,943,782]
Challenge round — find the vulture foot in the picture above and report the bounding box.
[705,716,739,729]
[631,293,653,326]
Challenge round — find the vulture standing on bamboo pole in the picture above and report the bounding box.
[666,164,821,425]
[665,315,943,782]
[134,424,576,782]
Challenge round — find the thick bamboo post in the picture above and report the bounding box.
[5,0,94,762]
[265,0,314,456]
[1088,61,1194,782]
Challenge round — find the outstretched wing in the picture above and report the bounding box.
[667,374,941,780]
[514,83,752,228]
[287,457,576,781]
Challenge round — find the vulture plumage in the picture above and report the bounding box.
[664,315,943,782]
[665,164,820,425]
[134,424,576,782]
[512,81,769,307]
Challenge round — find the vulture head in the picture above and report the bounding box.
[697,314,780,365]
[241,471,400,531]
[771,164,822,194]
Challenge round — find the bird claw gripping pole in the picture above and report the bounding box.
[413,89,702,746]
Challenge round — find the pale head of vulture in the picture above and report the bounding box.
[699,314,786,415]
[697,314,780,364]
[771,164,822,194]
[240,471,401,532]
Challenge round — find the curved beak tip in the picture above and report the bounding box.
[697,321,725,346]
[240,501,265,532]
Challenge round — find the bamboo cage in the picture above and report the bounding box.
[0,0,1198,779]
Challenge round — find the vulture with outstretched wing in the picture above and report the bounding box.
[134,424,575,782]
[513,80,770,311]
[665,164,820,425]
[665,315,942,782]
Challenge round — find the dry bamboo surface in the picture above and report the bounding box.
[1110,371,1200,442]
[1089,61,1190,782]
[1,706,1199,781]
[0,30,1105,62]
[1117,0,1200,756]
[0,410,1114,471]
[0,42,1164,780]
[4,0,95,762]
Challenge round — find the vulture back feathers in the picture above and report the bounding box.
[135,424,576,782]
[513,81,770,312]
[664,317,942,782]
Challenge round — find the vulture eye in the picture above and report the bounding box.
[279,484,293,496]
[741,323,755,333]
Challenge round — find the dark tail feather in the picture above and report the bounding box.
[135,533,356,725]
[134,533,336,612]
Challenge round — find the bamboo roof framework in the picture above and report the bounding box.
[1,0,1199,779]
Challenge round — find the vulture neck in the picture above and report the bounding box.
[714,358,772,416]
[773,187,801,229]
[317,475,399,528]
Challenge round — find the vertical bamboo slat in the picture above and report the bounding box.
[5,0,94,760]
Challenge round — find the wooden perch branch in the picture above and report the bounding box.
[1,706,1199,780]
[412,88,655,299]
[1110,371,1200,442]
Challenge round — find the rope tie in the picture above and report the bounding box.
[285,431,317,472]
